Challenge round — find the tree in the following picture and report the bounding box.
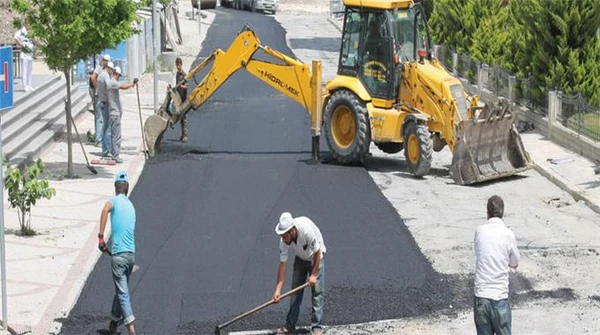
[517,0,600,104]
[5,159,56,236]
[11,0,140,177]
[429,0,500,53]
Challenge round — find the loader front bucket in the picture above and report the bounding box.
[144,113,170,157]
[450,100,532,185]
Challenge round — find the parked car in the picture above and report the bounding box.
[191,0,217,9]
[241,0,279,14]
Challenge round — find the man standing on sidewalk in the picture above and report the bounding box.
[474,195,520,335]
[106,66,137,163]
[272,212,326,335]
[98,170,137,335]
[91,55,112,152]
[13,18,34,92]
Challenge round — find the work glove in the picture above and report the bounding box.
[133,78,139,85]
[98,234,108,253]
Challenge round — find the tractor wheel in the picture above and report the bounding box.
[375,142,403,154]
[403,122,432,177]
[323,90,371,164]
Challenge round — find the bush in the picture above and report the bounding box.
[4,159,56,236]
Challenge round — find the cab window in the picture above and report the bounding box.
[360,11,392,98]
[339,9,361,70]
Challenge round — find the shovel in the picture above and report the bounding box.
[214,282,310,335]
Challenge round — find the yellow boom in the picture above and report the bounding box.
[144,25,322,157]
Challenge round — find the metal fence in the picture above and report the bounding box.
[482,65,510,102]
[456,54,478,85]
[558,93,600,142]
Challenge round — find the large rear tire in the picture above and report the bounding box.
[375,142,403,154]
[403,122,432,177]
[323,90,371,164]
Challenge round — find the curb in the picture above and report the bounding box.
[531,162,600,215]
[327,17,342,33]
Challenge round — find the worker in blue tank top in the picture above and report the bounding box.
[98,170,137,335]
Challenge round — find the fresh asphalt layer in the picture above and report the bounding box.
[59,8,467,334]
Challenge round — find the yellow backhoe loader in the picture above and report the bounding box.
[144,0,531,185]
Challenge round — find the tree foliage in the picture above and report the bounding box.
[11,0,141,177]
[11,0,139,72]
[428,0,600,105]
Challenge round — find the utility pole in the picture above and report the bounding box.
[152,0,159,111]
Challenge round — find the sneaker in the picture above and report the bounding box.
[27,86,35,91]
[114,157,124,164]
[312,328,323,335]
[180,136,188,143]
[108,320,118,334]
[24,87,31,92]
[277,327,294,334]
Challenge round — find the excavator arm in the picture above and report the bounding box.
[144,25,323,156]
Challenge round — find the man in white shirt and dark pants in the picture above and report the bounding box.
[474,195,520,335]
[273,212,325,335]
[14,19,34,92]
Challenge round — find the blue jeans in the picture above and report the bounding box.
[286,257,324,331]
[474,296,511,335]
[110,252,135,325]
[95,99,111,155]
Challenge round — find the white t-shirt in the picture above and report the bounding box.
[14,27,33,60]
[474,217,520,300]
[279,216,326,262]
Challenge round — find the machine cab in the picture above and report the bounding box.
[338,1,432,105]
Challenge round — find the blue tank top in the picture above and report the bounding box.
[109,194,136,254]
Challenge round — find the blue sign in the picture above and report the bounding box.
[0,46,13,112]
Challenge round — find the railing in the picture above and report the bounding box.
[437,44,599,148]
[558,93,600,142]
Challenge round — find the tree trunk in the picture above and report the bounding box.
[64,69,74,178]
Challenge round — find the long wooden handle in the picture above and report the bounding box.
[218,282,310,329]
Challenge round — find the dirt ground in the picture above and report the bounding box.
[0,0,17,45]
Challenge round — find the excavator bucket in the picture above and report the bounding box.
[143,87,183,157]
[144,113,170,157]
[450,99,532,185]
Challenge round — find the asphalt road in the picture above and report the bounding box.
[60,8,464,335]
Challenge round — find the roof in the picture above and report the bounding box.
[342,0,414,10]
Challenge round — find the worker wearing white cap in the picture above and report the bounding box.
[272,212,326,335]
[106,65,138,163]
[91,54,112,151]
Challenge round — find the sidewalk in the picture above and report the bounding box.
[0,3,214,334]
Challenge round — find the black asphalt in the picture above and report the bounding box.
[59,8,466,335]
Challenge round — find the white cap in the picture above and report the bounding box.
[106,61,114,69]
[102,54,111,61]
[275,212,295,235]
[114,66,122,75]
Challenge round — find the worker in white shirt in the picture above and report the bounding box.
[474,195,520,335]
[14,19,34,92]
[273,212,325,335]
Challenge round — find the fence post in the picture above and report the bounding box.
[477,63,486,96]
[433,45,440,60]
[547,91,562,140]
[508,75,516,105]
[452,52,458,76]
